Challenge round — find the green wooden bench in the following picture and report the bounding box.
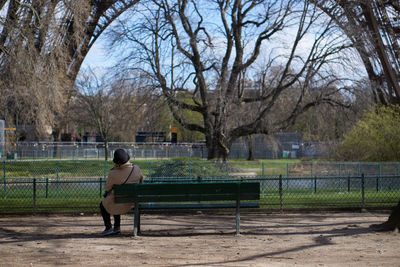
[113,181,260,236]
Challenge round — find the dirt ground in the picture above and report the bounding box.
[0,211,398,267]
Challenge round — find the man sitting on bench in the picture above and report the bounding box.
[100,148,143,236]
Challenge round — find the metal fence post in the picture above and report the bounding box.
[314,177,317,194]
[286,163,289,177]
[279,175,283,212]
[361,173,365,209]
[103,160,107,180]
[45,178,48,198]
[312,162,316,194]
[347,175,351,193]
[377,163,381,192]
[262,162,264,178]
[3,160,6,199]
[56,161,59,198]
[33,178,37,215]
[286,163,289,193]
[99,178,103,198]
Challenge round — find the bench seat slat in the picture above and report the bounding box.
[114,182,259,198]
[138,202,259,210]
[115,193,260,203]
[115,182,259,193]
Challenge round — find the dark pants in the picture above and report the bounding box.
[100,202,120,230]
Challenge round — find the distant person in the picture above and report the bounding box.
[100,148,143,236]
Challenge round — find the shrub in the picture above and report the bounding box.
[149,161,226,178]
[335,105,400,161]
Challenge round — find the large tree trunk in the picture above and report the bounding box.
[370,201,400,231]
[206,137,229,161]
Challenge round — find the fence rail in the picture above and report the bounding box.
[2,140,337,160]
[1,163,399,214]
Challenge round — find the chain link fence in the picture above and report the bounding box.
[1,160,399,214]
[3,139,337,160]
[3,142,207,160]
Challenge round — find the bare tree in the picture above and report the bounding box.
[291,80,372,141]
[72,69,152,160]
[109,0,353,160]
[0,0,140,140]
[0,0,91,139]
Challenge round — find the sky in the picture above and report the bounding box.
[81,38,116,73]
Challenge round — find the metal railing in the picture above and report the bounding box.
[1,159,399,214]
[2,140,337,160]
[1,174,399,214]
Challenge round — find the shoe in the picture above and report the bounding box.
[113,227,121,234]
[100,228,114,236]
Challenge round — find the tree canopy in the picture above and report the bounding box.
[108,0,354,160]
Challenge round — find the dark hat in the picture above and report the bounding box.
[113,149,130,165]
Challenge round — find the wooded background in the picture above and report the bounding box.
[0,0,399,160]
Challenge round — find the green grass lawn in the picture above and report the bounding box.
[1,187,398,213]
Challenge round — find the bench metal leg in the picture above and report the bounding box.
[236,198,240,236]
[134,202,140,236]
[138,211,141,234]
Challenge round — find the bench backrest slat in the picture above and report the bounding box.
[114,182,260,203]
